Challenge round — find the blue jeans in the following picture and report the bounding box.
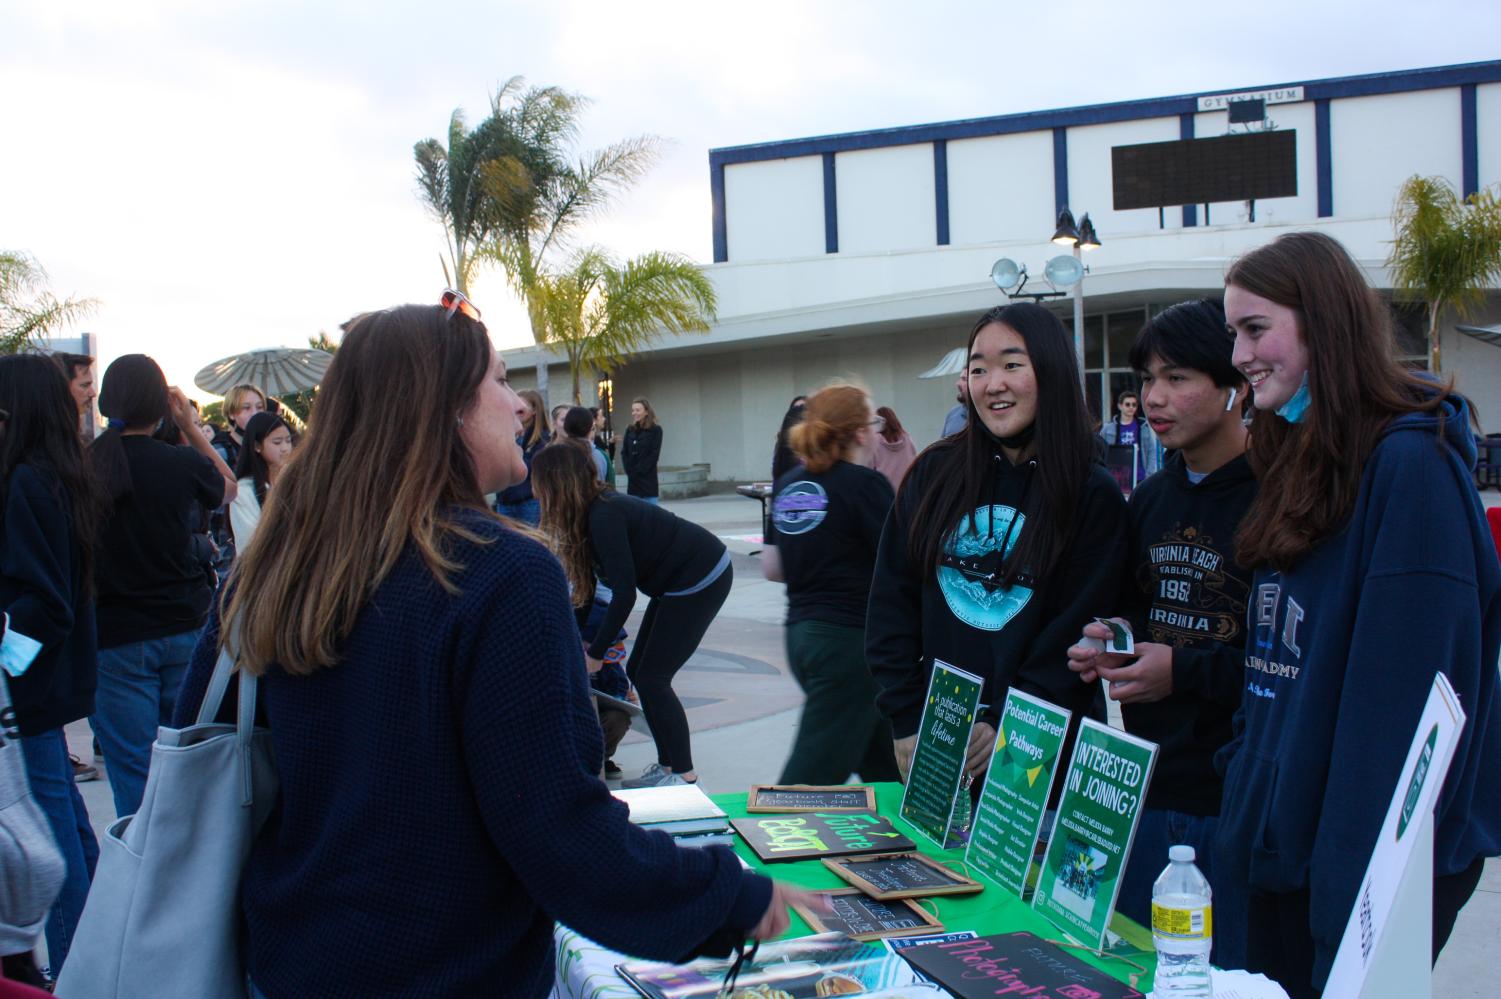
[94,629,201,818]
[495,498,540,525]
[20,729,99,970]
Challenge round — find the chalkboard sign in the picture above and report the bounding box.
[730,812,915,863]
[823,852,983,900]
[746,784,876,813]
[792,889,943,942]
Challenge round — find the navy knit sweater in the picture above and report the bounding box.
[174,510,769,998]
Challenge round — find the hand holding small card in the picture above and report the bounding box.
[1081,617,1134,656]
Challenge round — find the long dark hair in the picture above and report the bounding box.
[902,302,1094,589]
[0,355,104,593]
[234,411,290,504]
[876,405,904,444]
[1228,232,1453,570]
[224,304,496,675]
[532,442,610,607]
[89,354,170,504]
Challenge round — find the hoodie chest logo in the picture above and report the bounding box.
[938,505,1033,632]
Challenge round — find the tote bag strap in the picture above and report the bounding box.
[192,620,260,807]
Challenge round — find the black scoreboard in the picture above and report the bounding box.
[1112,130,1297,210]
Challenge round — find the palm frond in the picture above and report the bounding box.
[0,252,98,353]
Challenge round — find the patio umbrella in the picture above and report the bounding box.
[918,346,967,379]
[194,347,333,397]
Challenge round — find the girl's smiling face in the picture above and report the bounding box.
[968,322,1037,440]
[1227,284,1310,412]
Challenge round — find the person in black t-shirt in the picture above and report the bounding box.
[1065,300,1253,957]
[533,443,730,787]
[88,355,237,818]
[762,384,899,785]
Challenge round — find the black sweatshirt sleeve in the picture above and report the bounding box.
[586,501,638,660]
[866,470,929,738]
[1,467,75,655]
[1003,471,1131,726]
[1171,642,1247,707]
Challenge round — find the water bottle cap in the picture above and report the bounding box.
[1169,845,1195,863]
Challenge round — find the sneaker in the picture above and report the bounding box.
[621,763,685,788]
[603,759,624,780]
[71,754,99,783]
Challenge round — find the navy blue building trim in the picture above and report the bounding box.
[711,162,727,263]
[1461,84,1479,197]
[822,152,838,254]
[1179,113,1197,227]
[705,60,1501,260]
[934,141,950,245]
[1053,128,1069,216]
[1315,99,1333,218]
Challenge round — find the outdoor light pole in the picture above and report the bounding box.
[1051,209,1101,389]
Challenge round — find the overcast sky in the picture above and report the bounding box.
[3,0,1497,399]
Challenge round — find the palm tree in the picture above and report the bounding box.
[1388,176,1501,372]
[534,248,716,403]
[0,251,96,354]
[413,78,583,296]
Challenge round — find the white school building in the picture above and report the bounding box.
[506,60,1501,483]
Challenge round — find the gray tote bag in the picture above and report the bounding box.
[56,642,277,999]
[0,675,66,957]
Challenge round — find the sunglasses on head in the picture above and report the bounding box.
[440,288,482,322]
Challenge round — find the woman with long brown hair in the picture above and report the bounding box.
[533,441,730,788]
[172,303,806,997]
[865,404,917,492]
[622,396,663,504]
[1214,232,1501,996]
[494,387,548,524]
[762,384,899,785]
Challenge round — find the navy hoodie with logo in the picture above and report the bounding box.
[1214,397,1501,988]
[867,440,1130,737]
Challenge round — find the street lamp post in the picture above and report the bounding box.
[1051,209,1101,390]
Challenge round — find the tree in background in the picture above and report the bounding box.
[414,76,659,402]
[1388,176,1501,372]
[535,248,716,403]
[0,250,96,354]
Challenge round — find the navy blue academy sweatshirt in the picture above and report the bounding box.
[1119,452,1257,815]
[174,510,768,998]
[867,442,1130,737]
[1,463,96,736]
[1214,398,1501,989]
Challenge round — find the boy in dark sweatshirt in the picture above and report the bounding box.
[1066,300,1253,954]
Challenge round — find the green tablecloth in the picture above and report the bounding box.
[714,782,1158,993]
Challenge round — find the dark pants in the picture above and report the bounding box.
[1243,854,1487,998]
[778,619,900,786]
[625,567,733,774]
[598,706,630,759]
[19,729,99,971]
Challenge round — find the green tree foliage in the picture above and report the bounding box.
[535,248,715,403]
[0,251,97,354]
[1388,176,1501,372]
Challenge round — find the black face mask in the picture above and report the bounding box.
[997,422,1036,451]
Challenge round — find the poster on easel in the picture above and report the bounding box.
[1323,672,1467,998]
[1031,718,1157,950]
[899,660,984,850]
[965,689,1072,896]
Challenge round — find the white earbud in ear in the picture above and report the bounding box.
[1224,387,1238,412]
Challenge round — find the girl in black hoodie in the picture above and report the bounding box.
[867,302,1129,780]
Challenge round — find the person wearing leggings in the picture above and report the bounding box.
[532,442,731,787]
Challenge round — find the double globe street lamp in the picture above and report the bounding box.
[990,208,1102,387]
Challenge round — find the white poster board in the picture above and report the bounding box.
[1323,671,1467,998]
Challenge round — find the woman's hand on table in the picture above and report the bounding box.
[753,882,830,941]
[965,721,996,779]
[892,736,917,782]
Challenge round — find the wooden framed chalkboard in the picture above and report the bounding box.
[822,852,984,900]
[746,784,876,813]
[791,889,943,942]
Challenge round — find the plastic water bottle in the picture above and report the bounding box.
[1151,845,1213,997]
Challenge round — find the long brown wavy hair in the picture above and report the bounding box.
[517,389,547,448]
[222,304,497,675]
[532,442,609,607]
[1229,232,1454,571]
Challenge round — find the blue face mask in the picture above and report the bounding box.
[1276,373,1312,424]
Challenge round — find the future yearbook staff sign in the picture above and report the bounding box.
[900,660,984,850]
[1032,718,1158,949]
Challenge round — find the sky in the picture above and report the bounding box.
[3,0,1498,400]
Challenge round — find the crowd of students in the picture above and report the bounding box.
[2,230,1499,997]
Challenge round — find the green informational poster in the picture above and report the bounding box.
[965,689,1072,896]
[1031,718,1158,949]
[900,660,984,850]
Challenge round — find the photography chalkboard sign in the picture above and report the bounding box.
[730,812,914,863]
[792,889,943,942]
[822,852,983,900]
[746,784,876,813]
